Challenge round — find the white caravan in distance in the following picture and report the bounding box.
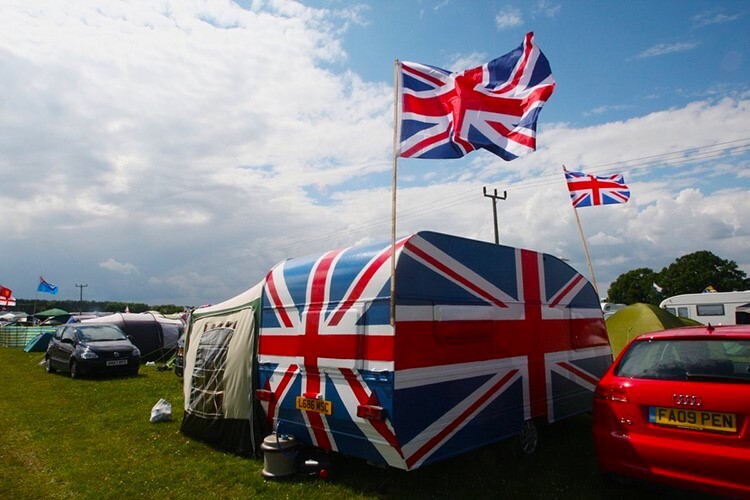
[660,290,750,326]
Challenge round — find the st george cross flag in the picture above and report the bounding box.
[0,285,15,307]
[564,169,630,208]
[398,32,555,160]
[38,276,58,295]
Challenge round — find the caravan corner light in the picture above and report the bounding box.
[357,404,385,421]
[256,389,274,402]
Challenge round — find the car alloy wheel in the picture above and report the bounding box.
[518,419,539,456]
[70,361,79,379]
[45,356,56,374]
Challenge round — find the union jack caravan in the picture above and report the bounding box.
[254,231,611,470]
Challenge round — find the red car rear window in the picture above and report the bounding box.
[615,339,750,382]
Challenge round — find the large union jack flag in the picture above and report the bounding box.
[398,32,555,160]
[565,168,630,208]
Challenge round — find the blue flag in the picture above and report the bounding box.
[38,276,58,295]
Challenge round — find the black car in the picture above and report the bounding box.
[45,324,141,378]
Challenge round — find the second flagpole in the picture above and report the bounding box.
[390,60,400,327]
[564,165,600,298]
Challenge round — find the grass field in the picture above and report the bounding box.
[0,348,689,499]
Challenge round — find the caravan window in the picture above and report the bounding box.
[667,307,689,318]
[697,304,724,317]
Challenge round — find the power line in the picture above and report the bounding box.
[185,137,750,275]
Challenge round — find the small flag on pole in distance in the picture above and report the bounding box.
[38,276,59,295]
[564,169,630,208]
[0,285,15,307]
[398,32,555,160]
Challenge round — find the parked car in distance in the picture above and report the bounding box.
[593,324,750,497]
[174,332,184,377]
[45,324,141,378]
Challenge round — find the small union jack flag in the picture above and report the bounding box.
[564,169,630,208]
[0,285,15,307]
[398,32,555,160]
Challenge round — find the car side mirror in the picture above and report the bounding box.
[127,335,133,341]
[61,338,74,345]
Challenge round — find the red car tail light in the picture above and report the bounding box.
[594,384,628,402]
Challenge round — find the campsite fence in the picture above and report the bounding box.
[0,326,55,349]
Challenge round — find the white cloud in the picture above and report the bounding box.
[99,258,139,275]
[443,51,488,72]
[495,7,523,29]
[0,1,747,306]
[692,11,741,28]
[636,41,700,58]
[533,0,561,18]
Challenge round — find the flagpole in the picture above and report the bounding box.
[390,59,400,327]
[564,166,600,297]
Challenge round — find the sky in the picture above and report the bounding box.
[1,0,748,307]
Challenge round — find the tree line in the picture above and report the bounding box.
[607,250,750,305]
[9,299,184,315]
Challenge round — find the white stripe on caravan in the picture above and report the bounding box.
[316,357,394,373]
[258,354,303,366]
[395,304,525,322]
[395,356,527,390]
[544,345,612,363]
[259,355,394,374]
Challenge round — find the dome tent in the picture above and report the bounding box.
[605,303,702,357]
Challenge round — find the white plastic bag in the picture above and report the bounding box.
[150,398,172,423]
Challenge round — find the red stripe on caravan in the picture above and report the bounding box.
[548,274,583,308]
[265,268,294,328]
[267,364,298,428]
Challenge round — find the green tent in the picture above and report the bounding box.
[605,303,702,357]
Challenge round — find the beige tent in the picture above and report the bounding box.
[180,281,268,456]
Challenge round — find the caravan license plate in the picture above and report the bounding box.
[106,359,128,366]
[296,396,332,416]
[649,406,736,433]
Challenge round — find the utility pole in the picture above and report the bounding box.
[75,283,88,315]
[483,187,507,245]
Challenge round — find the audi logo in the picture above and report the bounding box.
[673,394,702,406]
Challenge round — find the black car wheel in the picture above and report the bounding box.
[70,360,80,379]
[45,356,56,374]
[517,419,539,456]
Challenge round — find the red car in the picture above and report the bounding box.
[593,324,750,497]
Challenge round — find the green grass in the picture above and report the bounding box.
[0,348,685,499]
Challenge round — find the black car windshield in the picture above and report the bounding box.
[77,326,127,342]
[616,339,750,382]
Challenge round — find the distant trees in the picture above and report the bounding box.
[607,268,662,305]
[607,251,749,305]
[11,299,183,315]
